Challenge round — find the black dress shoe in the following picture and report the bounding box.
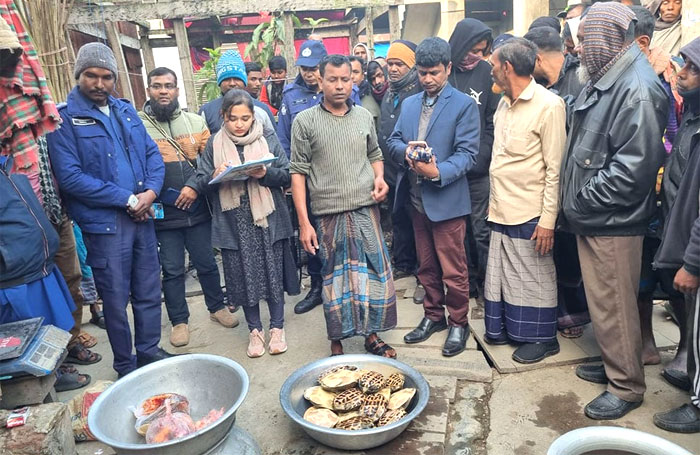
[294,281,323,314]
[404,317,447,344]
[576,364,609,384]
[393,268,414,280]
[512,340,559,364]
[584,391,642,420]
[653,404,700,433]
[413,284,426,305]
[137,347,176,368]
[442,326,469,357]
[661,368,691,391]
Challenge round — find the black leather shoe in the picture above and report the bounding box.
[413,284,426,305]
[512,340,559,364]
[584,391,642,420]
[661,368,691,391]
[404,317,447,344]
[442,326,469,357]
[576,364,609,384]
[294,281,323,314]
[653,404,700,433]
[137,347,175,368]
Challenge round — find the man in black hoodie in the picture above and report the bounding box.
[448,19,500,299]
[378,40,423,286]
[652,37,700,433]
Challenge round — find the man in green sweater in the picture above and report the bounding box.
[290,54,397,358]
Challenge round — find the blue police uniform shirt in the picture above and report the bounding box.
[95,103,136,193]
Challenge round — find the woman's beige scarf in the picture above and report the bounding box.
[213,120,275,228]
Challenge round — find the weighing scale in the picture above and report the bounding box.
[0,318,71,409]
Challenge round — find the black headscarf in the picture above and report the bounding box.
[448,18,493,69]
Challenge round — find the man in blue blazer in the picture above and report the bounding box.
[387,37,480,356]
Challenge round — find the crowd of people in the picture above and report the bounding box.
[0,0,698,434]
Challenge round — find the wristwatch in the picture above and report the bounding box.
[430,171,441,183]
[127,194,139,209]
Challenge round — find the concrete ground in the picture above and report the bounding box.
[62,275,697,455]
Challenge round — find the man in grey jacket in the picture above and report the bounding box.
[558,3,669,420]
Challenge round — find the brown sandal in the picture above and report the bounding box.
[77,331,97,348]
[65,342,102,365]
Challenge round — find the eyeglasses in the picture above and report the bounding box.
[149,84,177,90]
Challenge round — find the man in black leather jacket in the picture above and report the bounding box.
[559,2,669,420]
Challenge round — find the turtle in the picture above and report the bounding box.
[377,408,407,427]
[335,415,375,431]
[388,388,416,410]
[385,372,405,392]
[360,392,388,421]
[317,365,358,382]
[332,388,364,412]
[303,386,336,409]
[319,369,361,392]
[358,371,385,394]
[303,407,339,428]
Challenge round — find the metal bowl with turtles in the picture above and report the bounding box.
[87,354,249,455]
[280,354,430,451]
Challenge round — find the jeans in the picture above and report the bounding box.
[156,220,225,325]
[242,301,284,332]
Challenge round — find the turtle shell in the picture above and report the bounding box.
[377,387,392,402]
[388,388,416,410]
[317,365,358,382]
[358,371,385,394]
[319,369,360,392]
[336,410,362,423]
[303,407,339,428]
[377,408,407,426]
[335,415,376,431]
[360,393,388,421]
[385,373,405,392]
[332,388,364,411]
[303,386,336,409]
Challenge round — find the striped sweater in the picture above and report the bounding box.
[290,103,382,216]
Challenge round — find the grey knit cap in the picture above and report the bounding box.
[74,42,118,80]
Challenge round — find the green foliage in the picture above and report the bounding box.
[303,17,328,33]
[194,47,223,105]
[245,13,289,69]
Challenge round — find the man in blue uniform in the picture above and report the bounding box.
[47,43,171,378]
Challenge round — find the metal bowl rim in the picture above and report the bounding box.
[279,354,430,436]
[87,353,250,450]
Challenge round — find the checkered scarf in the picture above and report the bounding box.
[0,0,60,174]
[582,2,636,86]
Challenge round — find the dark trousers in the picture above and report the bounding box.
[390,186,417,273]
[689,292,699,410]
[306,190,323,282]
[465,175,490,291]
[242,301,284,332]
[411,209,470,327]
[156,220,225,326]
[83,211,162,375]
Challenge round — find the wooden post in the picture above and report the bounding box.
[282,12,298,79]
[105,21,135,102]
[173,18,198,111]
[140,29,156,75]
[365,7,375,60]
[212,31,222,50]
[349,23,359,52]
[388,5,401,41]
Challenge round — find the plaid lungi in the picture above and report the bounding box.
[318,205,397,341]
[484,219,557,342]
